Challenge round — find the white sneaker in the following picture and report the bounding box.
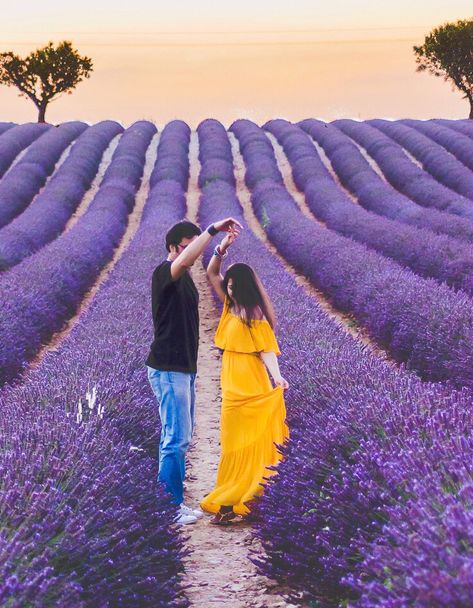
[174,509,198,525]
[180,504,204,519]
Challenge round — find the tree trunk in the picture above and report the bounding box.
[37,103,47,123]
[470,97,473,119]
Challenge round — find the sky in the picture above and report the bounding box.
[0,1,471,126]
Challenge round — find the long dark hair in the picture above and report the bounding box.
[222,263,276,328]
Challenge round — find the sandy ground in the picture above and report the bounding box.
[64,133,121,232]
[309,137,361,204]
[181,132,298,608]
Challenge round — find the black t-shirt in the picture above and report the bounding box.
[146,260,199,373]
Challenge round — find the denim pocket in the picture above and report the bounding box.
[147,366,162,398]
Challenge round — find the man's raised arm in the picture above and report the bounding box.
[170,217,242,280]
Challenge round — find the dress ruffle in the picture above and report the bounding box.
[214,297,281,355]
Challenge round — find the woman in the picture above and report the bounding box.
[200,231,289,525]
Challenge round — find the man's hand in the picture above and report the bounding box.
[213,217,243,234]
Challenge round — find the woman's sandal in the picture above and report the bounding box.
[209,510,239,525]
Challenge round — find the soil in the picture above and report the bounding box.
[181,132,299,608]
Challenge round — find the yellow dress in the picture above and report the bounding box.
[200,297,289,516]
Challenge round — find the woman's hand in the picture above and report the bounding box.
[274,376,289,390]
[220,231,238,253]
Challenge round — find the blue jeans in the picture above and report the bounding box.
[147,366,196,505]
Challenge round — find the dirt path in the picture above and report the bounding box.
[29,132,159,372]
[308,136,361,204]
[182,132,298,608]
[64,133,121,232]
[229,132,395,364]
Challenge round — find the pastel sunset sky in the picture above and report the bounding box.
[1,0,471,126]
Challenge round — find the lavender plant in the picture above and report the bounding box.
[230,119,473,389]
[0,122,50,177]
[264,119,473,296]
[435,118,473,139]
[401,118,473,172]
[0,121,122,270]
[0,120,192,607]
[0,122,14,136]
[0,121,156,386]
[369,118,473,199]
[195,117,473,607]
[299,118,473,244]
[334,119,473,221]
[0,122,86,229]
[149,120,191,188]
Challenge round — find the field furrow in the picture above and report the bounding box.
[0,121,155,386]
[231,119,473,389]
[300,118,473,243]
[265,119,473,296]
[0,121,122,269]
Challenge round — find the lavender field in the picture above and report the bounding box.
[0,118,472,607]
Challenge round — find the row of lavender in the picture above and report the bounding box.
[230,119,473,389]
[369,118,473,197]
[196,118,472,607]
[0,122,50,177]
[0,122,87,229]
[0,121,192,606]
[266,119,473,296]
[0,121,154,386]
[299,119,473,244]
[0,122,14,137]
[393,119,473,172]
[333,119,473,221]
[0,121,122,270]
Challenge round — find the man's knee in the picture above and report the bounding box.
[160,430,192,454]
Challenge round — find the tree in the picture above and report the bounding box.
[0,41,93,123]
[414,19,473,118]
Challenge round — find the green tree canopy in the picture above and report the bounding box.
[0,41,93,123]
[414,19,473,118]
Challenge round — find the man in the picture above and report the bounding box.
[146,217,242,524]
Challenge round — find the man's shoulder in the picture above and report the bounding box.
[153,259,172,276]
[152,260,173,285]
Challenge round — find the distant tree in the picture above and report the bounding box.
[0,41,93,123]
[414,19,473,118]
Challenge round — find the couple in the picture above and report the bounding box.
[146,218,289,525]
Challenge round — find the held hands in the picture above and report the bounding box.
[274,376,289,391]
[213,217,243,236]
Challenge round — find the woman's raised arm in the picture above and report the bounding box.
[206,232,238,303]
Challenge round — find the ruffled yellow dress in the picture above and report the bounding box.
[200,297,289,516]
